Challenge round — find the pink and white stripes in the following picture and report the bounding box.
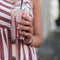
[0,27,38,60]
[0,0,38,60]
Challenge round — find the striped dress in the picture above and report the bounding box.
[0,0,38,60]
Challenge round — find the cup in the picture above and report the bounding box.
[11,5,24,42]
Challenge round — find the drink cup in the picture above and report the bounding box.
[11,6,24,41]
[11,2,32,42]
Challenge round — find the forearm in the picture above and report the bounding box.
[31,35,43,48]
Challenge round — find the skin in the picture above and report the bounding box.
[9,0,43,48]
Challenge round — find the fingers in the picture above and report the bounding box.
[18,19,33,27]
[18,25,33,34]
[22,12,33,22]
[17,13,33,44]
[17,12,33,28]
[20,31,32,38]
[17,13,33,34]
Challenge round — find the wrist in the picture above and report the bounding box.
[22,37,33,45]
[29,36,34,46]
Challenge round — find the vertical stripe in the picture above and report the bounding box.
[23,45,29,60]
[28,46,32,60]
[3,29,7,44]
[16,40,19,60]
[4,28,9,47]
[0,28,4,60]
[4,28,9,59]
[30,47,35,60]
[22,45,26,60]
[6,27,12,60]
[8,42,12,60]
[18,41,21,60]
[20,43,24,60]
[4,28,11,60]
[1,28,8,60]
[33,48,37,60]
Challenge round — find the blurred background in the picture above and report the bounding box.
[37,0,60,60]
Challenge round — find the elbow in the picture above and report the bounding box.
[35,36,43,48]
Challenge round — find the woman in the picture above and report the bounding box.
[0,0,42,60]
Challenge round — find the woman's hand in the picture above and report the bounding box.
[17,13,33,44]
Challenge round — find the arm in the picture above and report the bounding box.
[18,0,43,48]
[31,0,43,48]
